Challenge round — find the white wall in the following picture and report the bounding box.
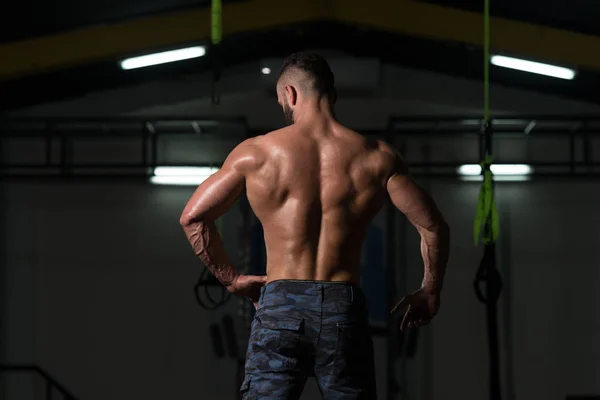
[4,182,244,400]
[2,178,390,400]
[398,180,600,400]
[4,176,600,400]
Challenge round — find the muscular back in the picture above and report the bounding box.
[245,123,393,284]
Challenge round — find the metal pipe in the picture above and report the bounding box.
[0,129,248,138]
[44,123,54,166]
[420,151,433,400]
[2,116,600,138]
[386,187,397,400]
[0,122,5,400]
[141,123,149,169]
[0,163,224,169]
[0,116,248,123]
[4,172,600,182]
[398,213,409,400]
[569,130,576,174]
[0,115,596,124]
[499,205,515,400]
[2,161,599,170]
[389,115,600,122]
[583,127,591,171]
[150,124,158,170]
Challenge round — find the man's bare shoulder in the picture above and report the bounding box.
[225,135,268,173]
[227,127,298,171]
[369,139,408,180]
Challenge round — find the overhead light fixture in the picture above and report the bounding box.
[261,67,271,75]
[461,175,531,182]
[150,166,219,186]
[458,164,532,176]
[120,46,206,70]
[490,55,576,80]
[457,164,532,181]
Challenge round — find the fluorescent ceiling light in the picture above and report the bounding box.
[150,166,219,186]
[153,166,218,177]
[460,175,531,182]
[120,46,206,70]
[261,67,271,75]
[458,164,532,178]
[490,55,576,80]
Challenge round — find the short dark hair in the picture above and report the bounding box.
[279,52,336,102]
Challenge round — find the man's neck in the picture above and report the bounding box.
[294,100,336,125]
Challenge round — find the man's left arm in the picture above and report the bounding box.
[179,143,254,290]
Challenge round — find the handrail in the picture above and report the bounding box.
[0,364,79,400]
[0,115,599,178]
[389,115,600,122]
[0,116,247,123]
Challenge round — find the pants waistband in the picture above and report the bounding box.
[260,279,366,303]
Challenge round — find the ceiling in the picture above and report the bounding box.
[3,0,597,43]
[2,0,600,115]
[423,0,600,36]
[0,0,213,43]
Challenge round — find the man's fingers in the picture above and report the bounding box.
[390,295,411,315]
[400,305,412,331]
[249,275,268,284]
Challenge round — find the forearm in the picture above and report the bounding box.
[419,222,450,293]
[182,220,238,287]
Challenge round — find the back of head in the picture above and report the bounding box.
[278,52,337,104]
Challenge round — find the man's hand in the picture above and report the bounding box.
[390,287,440,331]
[227,275,268,309]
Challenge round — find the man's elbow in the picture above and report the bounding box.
[179,212,213,229]
[179,212,197,228]
[421,219,449,242]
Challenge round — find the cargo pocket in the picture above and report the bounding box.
[256,315,304,356]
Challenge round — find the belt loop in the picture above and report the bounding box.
[350,286,354,303]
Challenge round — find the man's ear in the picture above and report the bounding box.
[285,85,298,106]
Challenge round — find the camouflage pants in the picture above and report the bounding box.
[241,280,377,399]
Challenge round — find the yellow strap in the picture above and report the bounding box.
[474,156,499,245]
[483,0,490,122]
[473,0,499,246]
[211,0,222,45]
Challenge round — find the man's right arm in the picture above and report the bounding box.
[385,151,450,294]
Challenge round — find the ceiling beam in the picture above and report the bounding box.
[1,0,598,80]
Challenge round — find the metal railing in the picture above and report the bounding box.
[388,115,600,177]
[0,365,79,400]
[0,115,599,178]
[0,117,247,179]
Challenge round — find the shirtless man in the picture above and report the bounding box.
[180,52,450,399]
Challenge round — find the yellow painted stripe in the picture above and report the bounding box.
[0,0,598,80]
[337,0,594,69]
